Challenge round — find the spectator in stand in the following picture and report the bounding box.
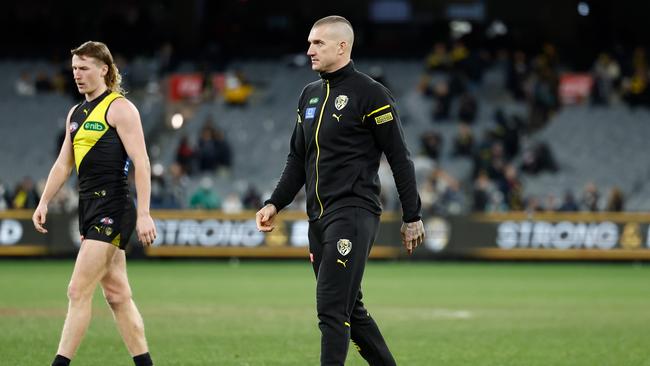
[486,142,506,182]
[420,131,443,161]
[542,43,560,70]
[419,178,436,216]
[175,135,194,175]
[622,65,649,108]
[506,50,528,101]
[529,56,559,130]
[212,127,232,171]
[457,92,478,123]
[450,40,470,76]
[12,176,40,209]
[492,109,522,161]
[223,70,253,106]
[499,164,523,211]
[453,122,474,157]
[543,193,558,212]
[524,196,544,212]
[558,190,579,212]
[150,173,168,209]
[242,184,261,209]
[581,182,600,212]
[472,130,497,179]
[166,163,189,209]
[200,62,216,102]
[591,53,621,106]
[425,42,451,72]
[473,170,497,211]
[189,177,221,209]
[520,141,558,174]
[432,81,452,121]
[15,71,35,96]
[0,181,10,211]
[427,168,464,215]
[222,192,243,214]
[34,71,53,93]
[444,180,464,215]
[51,62,74,96]
[197,123,219,172]
[605,187,625,212]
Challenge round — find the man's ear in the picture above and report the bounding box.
[339,41,348,55]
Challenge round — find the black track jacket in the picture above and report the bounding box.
[267,61,421,223]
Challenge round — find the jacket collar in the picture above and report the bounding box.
[320,61,355,85]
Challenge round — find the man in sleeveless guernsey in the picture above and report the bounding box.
[32,41,157,366]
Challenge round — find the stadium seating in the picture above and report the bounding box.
[4,59,650,211]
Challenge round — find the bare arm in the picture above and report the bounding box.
[108,98,157,245]
[32,107,76,233]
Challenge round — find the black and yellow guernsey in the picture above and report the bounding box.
[267,61,421,223]
[69,90,130,199]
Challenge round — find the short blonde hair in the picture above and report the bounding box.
[313,15,354,46]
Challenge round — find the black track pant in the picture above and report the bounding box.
[308,207,396,366]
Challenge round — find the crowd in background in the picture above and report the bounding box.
[409,38,635,216]
[8,37,650,215]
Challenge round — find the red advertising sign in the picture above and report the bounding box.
[559,73,593,105]
[168,74,204,101]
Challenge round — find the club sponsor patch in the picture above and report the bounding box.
[305,107,316,120]
[309,97,319,105]
[69,122,79,133]
[100,217,114,225]
[374,111,394,125]
[337,239,352,256]
[335,95,348,110]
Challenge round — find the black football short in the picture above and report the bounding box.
[78,194,136,250]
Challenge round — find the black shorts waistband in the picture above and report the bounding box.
[79,188,129,200]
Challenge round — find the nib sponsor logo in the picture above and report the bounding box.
[83,121,105,131]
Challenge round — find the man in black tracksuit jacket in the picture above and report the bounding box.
[256,15,425,366]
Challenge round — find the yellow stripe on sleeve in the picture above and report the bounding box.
[362,104,391,122]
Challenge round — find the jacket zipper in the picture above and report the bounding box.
[314,80,330,219]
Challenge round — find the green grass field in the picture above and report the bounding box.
[0,260,649,365]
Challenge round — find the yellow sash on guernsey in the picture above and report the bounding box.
[73,92,123,172]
